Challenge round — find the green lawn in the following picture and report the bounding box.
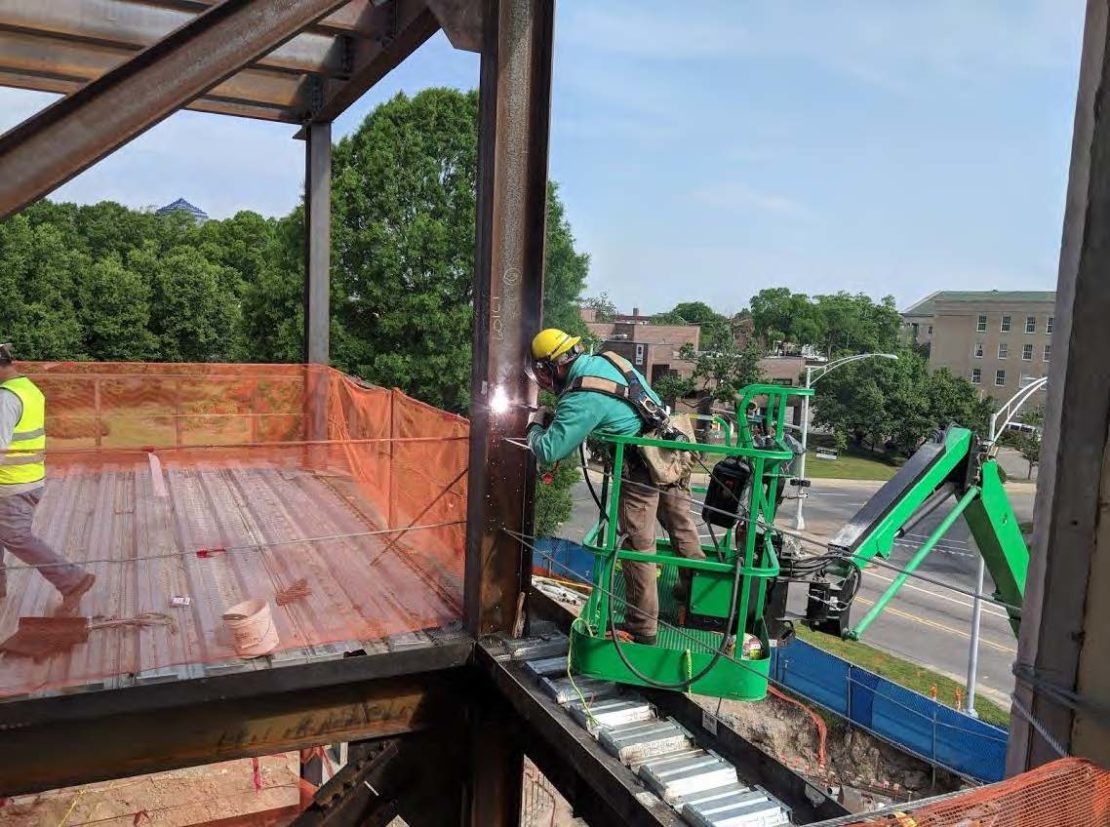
[803,449,899,482]
[794,625,1011,728]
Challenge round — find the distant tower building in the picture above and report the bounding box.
[156,197,208,225]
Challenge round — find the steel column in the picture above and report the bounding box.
[305,121,332,366]
[0,0,350,219]
[464,0,555,638]
[463,1,553,821]
[1007,0,1110,772]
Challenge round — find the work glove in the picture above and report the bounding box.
[527,406,554,431]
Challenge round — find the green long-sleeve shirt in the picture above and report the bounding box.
[527,353,662,465]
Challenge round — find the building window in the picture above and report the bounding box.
[634,344,645,365]
[1047,316,1054,334]
[1020,373,1038,388]
[995,369,1006,386]
[1000,315,1012,332]
[1022,343,1033,361]
[998,343,1008,359]
[928,325,933,334]
[1025,315,1036,334]
[976,314,987,332]
[971,368,981,384]
[1044,344,1052,362]
[974,342,984,358]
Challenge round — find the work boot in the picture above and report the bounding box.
[56,573,96,616]
[672,573,693,603]
[611,623,656,646]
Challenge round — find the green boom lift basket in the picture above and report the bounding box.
[568,385,813,701]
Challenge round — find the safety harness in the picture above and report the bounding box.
[561,351,674,437]
[561,351,696,486]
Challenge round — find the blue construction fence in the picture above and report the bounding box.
[533,537,1008,783]
[772,640,1008,783]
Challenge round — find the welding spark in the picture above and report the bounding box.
[489,385,510,414]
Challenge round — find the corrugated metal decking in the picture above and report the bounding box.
[517,638,793,826]
[0,461,463,700]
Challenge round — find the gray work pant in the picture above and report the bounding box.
[0,488,85,594]
[618,463,705,638]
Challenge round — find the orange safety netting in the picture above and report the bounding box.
[0,362,468,698]
[843,758,1110,826]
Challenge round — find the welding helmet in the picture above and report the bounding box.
[529,328,582,393]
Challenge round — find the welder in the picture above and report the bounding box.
[526,328,704,645]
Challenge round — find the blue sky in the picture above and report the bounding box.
[0,1,1084,313]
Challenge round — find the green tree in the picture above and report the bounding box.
[137,244,240,362]
[77,254,157,361]
[240,209,307,363]
[750,288,811,346]
[653,372,697,407]
[0,214,87,359]
[749,288,900,358]
[653,301,733,351]
[812,350,993,456]
[814,292,901,358]
[581,293,617,322]
[327,89,480,412]
[678,340,765,403]
[542,183,590,336]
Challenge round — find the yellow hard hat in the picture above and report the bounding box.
[531,328,581,362]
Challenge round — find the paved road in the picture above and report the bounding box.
[557,476,1035,707]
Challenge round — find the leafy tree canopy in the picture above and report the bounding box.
[581,292,617,322]
[811,349,994,455]
[749,288,901,358]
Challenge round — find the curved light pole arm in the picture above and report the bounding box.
[793,352,898,530]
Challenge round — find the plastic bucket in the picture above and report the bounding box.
[222,598,279,657]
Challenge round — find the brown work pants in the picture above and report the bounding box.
[618,462,705,638]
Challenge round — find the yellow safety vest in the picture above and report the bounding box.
[0,376,45,486]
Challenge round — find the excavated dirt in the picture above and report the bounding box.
[703,692,965,810]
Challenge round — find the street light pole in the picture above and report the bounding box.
[793,352,898,531]
[794,365,814,531]
[962,375,1047,715]
[964,556,986,718]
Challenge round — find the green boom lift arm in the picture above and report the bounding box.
[810,424,1027,640]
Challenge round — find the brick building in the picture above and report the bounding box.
[581,306,701,384]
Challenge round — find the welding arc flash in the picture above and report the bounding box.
[490,386,510,414]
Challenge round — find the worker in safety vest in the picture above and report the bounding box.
[526,328,705,645]
[0,345,95,613]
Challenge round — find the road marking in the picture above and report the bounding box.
[854,597,1016,654]
[866,571,1011,620]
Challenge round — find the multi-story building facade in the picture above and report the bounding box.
[581,306,701,384]
[902,290,1055,402]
